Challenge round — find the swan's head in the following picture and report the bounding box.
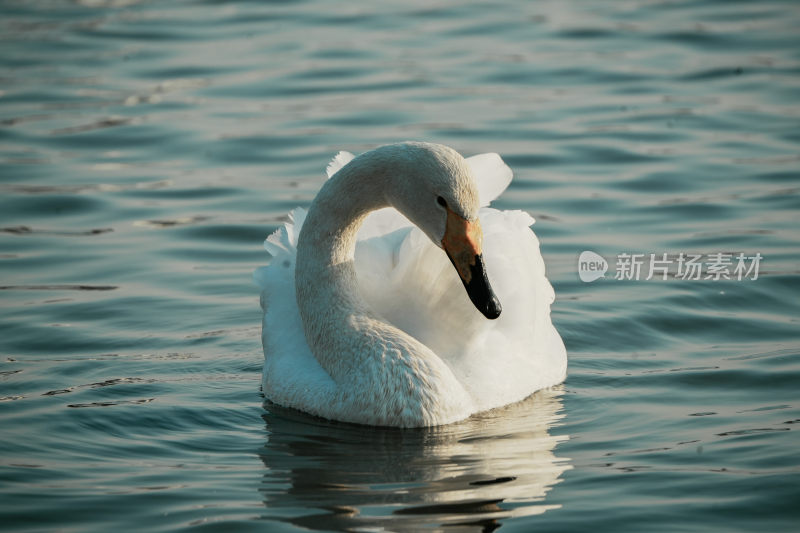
[385,142,502,320]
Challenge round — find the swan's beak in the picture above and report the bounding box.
[441,208,502,320]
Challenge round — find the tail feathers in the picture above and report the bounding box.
[325,151,355,178]
[264,208,307,257]
[256,208,307,290]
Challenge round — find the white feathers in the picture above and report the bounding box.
[255,145,566,426]
[263,208,307,258]
[352,206,565,413]
[325,150,355,178]
[465,152,513,207]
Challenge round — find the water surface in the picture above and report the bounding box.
[1,0,799,531]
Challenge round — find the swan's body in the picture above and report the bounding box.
[255,142,566,427]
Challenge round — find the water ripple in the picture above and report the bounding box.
[0,0,798,531]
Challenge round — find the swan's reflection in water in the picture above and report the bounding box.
[258,386,571,531]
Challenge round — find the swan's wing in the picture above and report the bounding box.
[326,151,355,178]
[358,207,413,240]
[262,208,306,258]
[254,208,306,292]
[355,207,565,411]
[255,206,337,405]
[465,153,513,207]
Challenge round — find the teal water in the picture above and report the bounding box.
[1,0,799,531]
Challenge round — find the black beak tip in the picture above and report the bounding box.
[482,297,502,320]
[462,254,502,320]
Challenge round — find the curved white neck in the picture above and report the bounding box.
[294,158,392,382]
[297,161,386,272]
[290,144,477,425]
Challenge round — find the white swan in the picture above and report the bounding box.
[254,142,566,427]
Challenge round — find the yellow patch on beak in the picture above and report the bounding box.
[441,207,483,284]
[440,206,502,319]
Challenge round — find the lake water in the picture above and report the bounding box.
[1,0,799,531]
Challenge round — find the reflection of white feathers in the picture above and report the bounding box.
[260,388,572,528]
[255,144,567,426]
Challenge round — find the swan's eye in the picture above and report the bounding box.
[437,196,447,208]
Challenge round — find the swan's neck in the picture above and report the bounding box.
[292,145,475,425]
[298,165,385,273]
[294,160,391,380]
